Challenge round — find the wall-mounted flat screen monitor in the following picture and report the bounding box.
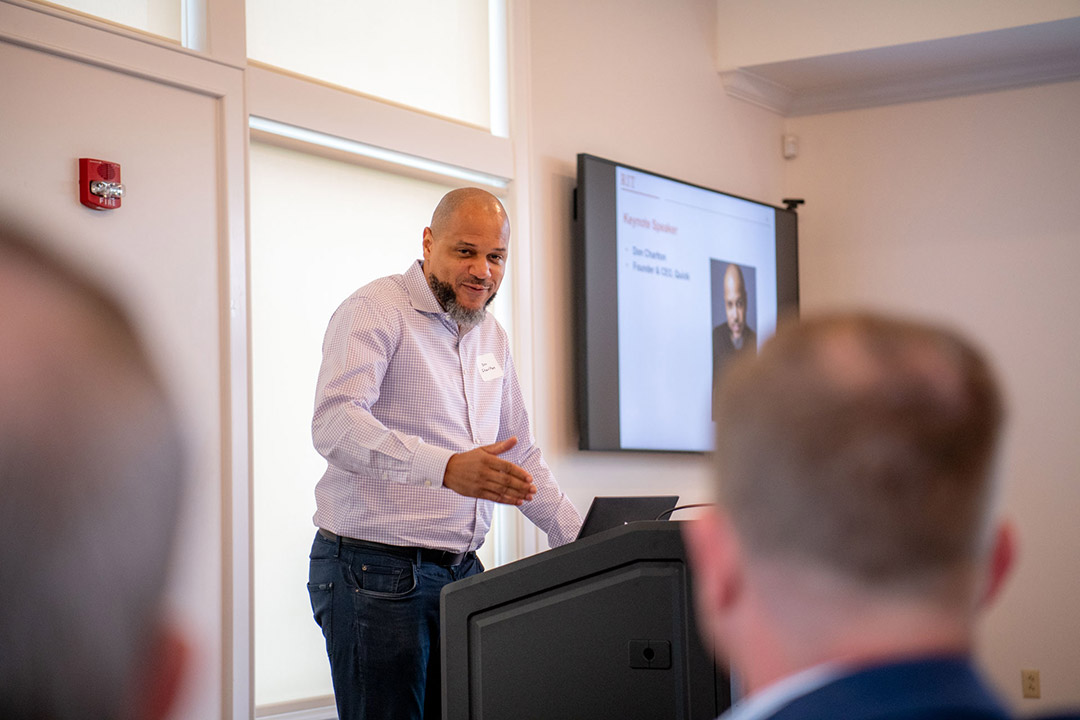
[574,154,800,452]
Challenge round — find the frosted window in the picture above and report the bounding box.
[247,0,495,130]
[249,141,509,707]
[38,0,181,40]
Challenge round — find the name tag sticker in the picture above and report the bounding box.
[477,353,504,381]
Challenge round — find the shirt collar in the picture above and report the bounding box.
[720,663,845,720]
[404,259,445,315]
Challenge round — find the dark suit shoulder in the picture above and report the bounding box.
[769,658,1011,720]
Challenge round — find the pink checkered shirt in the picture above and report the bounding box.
[312,260,581,552]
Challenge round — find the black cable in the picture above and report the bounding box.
[654,502,715,521]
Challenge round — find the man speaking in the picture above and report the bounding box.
[308,188,581,720]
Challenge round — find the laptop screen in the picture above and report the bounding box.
[575,495,680,540]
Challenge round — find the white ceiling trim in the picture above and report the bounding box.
[721,17,1080,117]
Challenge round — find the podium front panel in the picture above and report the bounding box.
[441,522,730,719]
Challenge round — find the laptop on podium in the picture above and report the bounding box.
[575,495,679,540]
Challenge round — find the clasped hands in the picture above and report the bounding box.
[442,437,536,506]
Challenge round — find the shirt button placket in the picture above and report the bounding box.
[459,333,480,446]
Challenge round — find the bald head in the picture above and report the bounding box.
[429,187,510,240]
[723,264,748,340]
[422,188,511,330]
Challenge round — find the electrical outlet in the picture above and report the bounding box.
[1022,669,1041,699]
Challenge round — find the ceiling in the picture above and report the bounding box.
[722,16,1080,116]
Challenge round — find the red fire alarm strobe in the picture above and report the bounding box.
[79,158,125,210]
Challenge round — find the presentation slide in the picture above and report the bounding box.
[615,165,777,451]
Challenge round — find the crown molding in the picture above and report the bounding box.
[721,17,1080,117]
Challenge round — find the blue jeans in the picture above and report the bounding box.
[307,531,483,720]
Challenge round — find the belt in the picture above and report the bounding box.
[318,528,473,567]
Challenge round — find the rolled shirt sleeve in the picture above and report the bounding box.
[498,352,582,547]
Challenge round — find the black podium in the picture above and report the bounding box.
[441,521,731,719]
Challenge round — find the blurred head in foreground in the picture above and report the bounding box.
[0,222,187,720]
[685,312,1014,696]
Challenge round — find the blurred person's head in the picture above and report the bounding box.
[686,313,1014,693]
[0,223,187,720]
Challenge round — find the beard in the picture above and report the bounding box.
[428,273,496,330]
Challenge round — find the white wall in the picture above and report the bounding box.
[523,0,787,526]
[784,79,1080,713]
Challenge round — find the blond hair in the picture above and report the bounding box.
[713,313,1003,593]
